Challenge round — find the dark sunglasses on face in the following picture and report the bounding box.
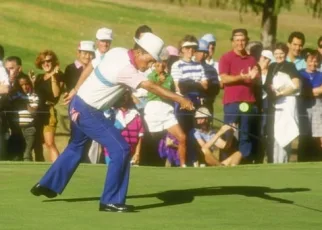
[42,59,52,64]
[318,44,322,48]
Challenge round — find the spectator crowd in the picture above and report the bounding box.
[0,25,322,167]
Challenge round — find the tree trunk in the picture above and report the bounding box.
[261,0,277,48]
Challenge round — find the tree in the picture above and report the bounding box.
[170,0,322,48]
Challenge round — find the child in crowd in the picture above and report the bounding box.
[104,90,144,165]
[7,75,39,161]
[144,48,187,167]
[190,107,242,166]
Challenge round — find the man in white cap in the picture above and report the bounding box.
[64,41,95,92]
[92,27,113,68]
[30,33,194,213]
[201,33,219,72]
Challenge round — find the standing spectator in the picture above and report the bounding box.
[287,31,306,70]
[194,39,219,114]
[298,50,322,161]
[219,28,259,163]
[144,48,187,167]
[0,45,10,160]
[33,50,63,162]
[7,75,38,161]
[245,41,263,62]
[64,41,95,92]
[317,36,322,71]
[92,27,113,69]
[166,45,180,74]
[90,28,113,163]
[5,56,28,89]
[171,35,208,133]
[201,33,218,72]
[264,43,301,163]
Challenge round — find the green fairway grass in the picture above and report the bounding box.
[1,162,322,230]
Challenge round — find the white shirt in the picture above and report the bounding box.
[171,60,207,83]
[77,48,146,110]
[91,49,106,69]
[0,61,9,85]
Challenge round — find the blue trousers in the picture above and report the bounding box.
[224,102,257,158]
[39,96,131,204]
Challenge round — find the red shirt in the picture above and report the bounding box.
[219,50,257,104]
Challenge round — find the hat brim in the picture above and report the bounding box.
[134,37,160,61]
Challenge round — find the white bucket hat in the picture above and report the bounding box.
[78,41,95,52]
[195,107,212,118]
[96,28,113,40]
[133,32,164,61]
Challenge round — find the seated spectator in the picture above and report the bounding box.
[298,50,322,160]
[190,107,242,166]
[194,39,220,114]
[7,75,38,161]
[171,35,208,133]
[5,56,29,89]
[264,43,301,163]
[33,50,63,162]
[104,90,144,166]
[144,48,187,167]
[64,41,95,92]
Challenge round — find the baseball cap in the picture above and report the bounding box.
[133,32,164,61]
[201,33,216,43]
[195,107,212,118]
[231,28,249,40]
[261,50,273,61]
[196,39,209,52]
[78,41,95,52]
[96,28,113,41]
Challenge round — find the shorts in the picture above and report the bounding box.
[38,106,57,133]
[144,101,178,132]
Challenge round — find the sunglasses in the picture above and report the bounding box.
[42,59,52,64]
[318,44,322,48]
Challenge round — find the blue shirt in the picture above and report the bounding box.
[299,70,322,89]
[193,128,216,151]
[286,56,306,71]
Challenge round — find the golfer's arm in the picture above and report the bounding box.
[139,80,183,103]
[74,64,94,91]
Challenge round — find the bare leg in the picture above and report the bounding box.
[43,131,59,162]
[201,148,221,166]
[167,124,186,166]
[221,151,242,166]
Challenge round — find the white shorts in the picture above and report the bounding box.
[144,101,178,132]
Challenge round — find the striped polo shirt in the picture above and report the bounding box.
[10,92,39,126]
[171,60,207,83]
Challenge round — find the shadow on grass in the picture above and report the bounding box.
[43,186,321,212]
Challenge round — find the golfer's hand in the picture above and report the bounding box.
[179,98,194,110]
[64,88,77,105]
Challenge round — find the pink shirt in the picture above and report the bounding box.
[219,50,257,104]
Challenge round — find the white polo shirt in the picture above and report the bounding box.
[77,48,146,110]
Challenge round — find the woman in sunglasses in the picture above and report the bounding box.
[33,50,63,162]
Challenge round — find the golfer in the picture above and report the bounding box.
[30,33,194,213]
